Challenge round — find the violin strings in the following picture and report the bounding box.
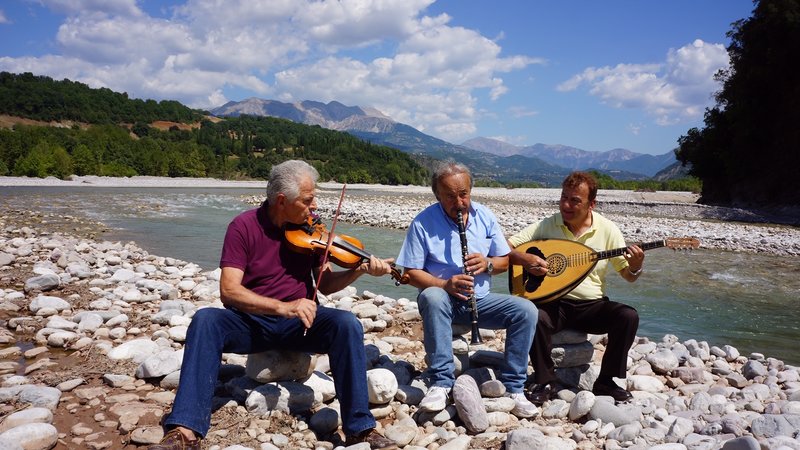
[306,184,347,335]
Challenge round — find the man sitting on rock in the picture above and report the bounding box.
[396,160,540,418]
[507,171,644,405]
[149,160,397,450]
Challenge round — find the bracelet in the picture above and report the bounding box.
[628,266,643,276]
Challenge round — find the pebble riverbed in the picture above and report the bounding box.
[1,178,799,450]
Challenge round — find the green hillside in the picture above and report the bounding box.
[0,72,428,185]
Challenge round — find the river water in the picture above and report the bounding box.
[3,186,799,365]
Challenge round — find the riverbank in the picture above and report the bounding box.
[0,175,269,189]
[3,175,798,257]
[1,194,800,449]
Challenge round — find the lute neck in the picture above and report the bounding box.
[594,240,665,261]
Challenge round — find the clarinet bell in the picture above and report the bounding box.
[470,327,483,345]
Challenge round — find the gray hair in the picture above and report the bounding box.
[431,159,473,197]
[266,160,319,203]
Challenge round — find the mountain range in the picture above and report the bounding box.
[210,98,679,185]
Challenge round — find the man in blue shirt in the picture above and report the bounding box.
[396,160,539,418]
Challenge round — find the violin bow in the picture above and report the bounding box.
[305,183,347,335]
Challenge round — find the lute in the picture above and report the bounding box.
[509,237,700,305]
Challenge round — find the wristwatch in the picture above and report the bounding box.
[486,258,494,274]
[628,266,643,276]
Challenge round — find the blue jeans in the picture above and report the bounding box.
[417,287,538,393]
[163,306,375,437]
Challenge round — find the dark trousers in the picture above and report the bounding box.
[163,306,375,437]
[530,297,639,385]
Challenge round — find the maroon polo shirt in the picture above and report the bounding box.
[220,203,321,301]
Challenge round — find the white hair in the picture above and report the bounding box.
[266,160,319,203]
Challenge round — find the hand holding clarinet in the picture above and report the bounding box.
[456,209,483,345]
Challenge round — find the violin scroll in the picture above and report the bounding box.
[392,265,410,286]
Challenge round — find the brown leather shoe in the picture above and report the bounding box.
[345,428,398,449]
[147,428,201,450]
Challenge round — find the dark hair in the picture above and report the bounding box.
[431,159,473,197]
[563,171,598,202]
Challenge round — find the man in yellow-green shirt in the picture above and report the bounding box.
[507,171,645,404]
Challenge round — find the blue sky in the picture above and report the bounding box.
[0,0,755,155]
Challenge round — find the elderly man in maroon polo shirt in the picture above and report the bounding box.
[150,160,398,450]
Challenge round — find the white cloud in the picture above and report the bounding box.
[297,0,435,47]
[489,135,528,146]
[272,7,540,142]
[627,123,644,136]
[174,0,300,29]
[0,0,539,141]
[508,106,538,118]
[39,0,143,17]
[56,15,193,65]
[0,9,9,24]
[558,39,729,125]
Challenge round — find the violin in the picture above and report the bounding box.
[285,216,409,286]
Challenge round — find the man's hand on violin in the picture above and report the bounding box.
[358,255,395,277]
[445,274,474,301]
[283,298,318,329]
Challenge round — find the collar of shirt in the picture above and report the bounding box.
[558,211,597,242]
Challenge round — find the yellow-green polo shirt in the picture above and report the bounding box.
[508,211,628,300]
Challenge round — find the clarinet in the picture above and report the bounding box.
[456,210,482,345]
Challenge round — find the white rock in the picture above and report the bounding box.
[666,416,694,441]
[168,315,192,327]
[367,368,398,404]
[110,268,136,282]
[135,349,184,378]
[246,350,316,383]
[646,348,680,374]
[167,325,188,342]
[109,327,127,339]
[0,423,58,450]
[45,316,78,331]
[569,390,596,421]
[352,303,381,319]
[627,375,666,393]
[18,385,62,411]
[136,263,157,274]
[302,371,336,403]
[782,401,800,415]
[78,313,104,332]
[107,338,160,362]
[72,336,94,349]
[29,295,70,313]
[105,314,129,327]
[0,407,53,433]
[122,289,144,302]
[177,279,196,291]
[47,331,79,347]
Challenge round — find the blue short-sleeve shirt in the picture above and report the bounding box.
[396,201,510,299]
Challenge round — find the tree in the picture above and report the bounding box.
[132,121,150,137]
[50,146,73,179]
[676,0,800,207]
[13,141,73,178]
[72,144,99,175]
